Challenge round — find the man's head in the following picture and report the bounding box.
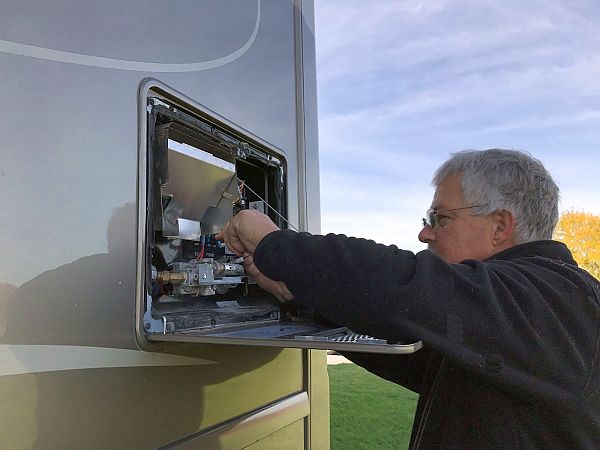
[418,149,559,263]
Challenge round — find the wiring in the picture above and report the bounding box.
[196,236,205,260]
[238,179,299,232]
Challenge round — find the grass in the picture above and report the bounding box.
[328,363,418,450]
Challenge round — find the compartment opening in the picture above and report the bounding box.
[144,98,295,334]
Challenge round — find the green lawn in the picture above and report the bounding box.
[328,363,418,450]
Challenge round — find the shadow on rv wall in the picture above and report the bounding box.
[0,202,138,347]
[0,203,286,449]
[0,282,16,336]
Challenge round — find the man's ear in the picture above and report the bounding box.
[492,209,516,247]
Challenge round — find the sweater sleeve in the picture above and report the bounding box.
[254,230,600,405]
[340,347,437,394]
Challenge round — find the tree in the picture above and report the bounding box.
[554,211,600,279]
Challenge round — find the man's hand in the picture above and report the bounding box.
[242,254,294,302]
[215,209,279,256]
[216,210,294,302]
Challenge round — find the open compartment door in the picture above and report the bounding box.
[138,80,422,355]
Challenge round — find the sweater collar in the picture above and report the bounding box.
[486,240,577,265]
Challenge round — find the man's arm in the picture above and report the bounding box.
[341,348,436,394]
[252,230,599,407]
[217,211,599,406]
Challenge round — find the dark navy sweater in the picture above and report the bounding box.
[254,231,600,449]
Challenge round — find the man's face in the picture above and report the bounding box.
[418,174,497,263]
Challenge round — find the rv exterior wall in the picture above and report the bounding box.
[0,1,327,449]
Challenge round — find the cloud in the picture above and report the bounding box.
[315,0,600,246]
[321,209,428,252]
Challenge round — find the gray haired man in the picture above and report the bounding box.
[217,149,600,449]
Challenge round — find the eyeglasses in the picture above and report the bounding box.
[422,205,485,229]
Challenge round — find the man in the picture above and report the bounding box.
[217,149,600,449]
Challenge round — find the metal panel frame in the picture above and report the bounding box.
[136,78,290,350]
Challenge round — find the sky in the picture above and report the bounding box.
[314,0,600,253]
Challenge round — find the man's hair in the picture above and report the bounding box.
[433,149,559,243]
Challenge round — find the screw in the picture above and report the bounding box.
[144,322,151,330]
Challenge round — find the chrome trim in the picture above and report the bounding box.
[161,392,310,449]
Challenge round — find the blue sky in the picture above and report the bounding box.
[314,0,600,252]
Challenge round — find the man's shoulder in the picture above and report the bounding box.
[488,240,575,264]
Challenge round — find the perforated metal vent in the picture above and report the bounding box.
[330,334,387,344]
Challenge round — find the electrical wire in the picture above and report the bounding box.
[196,236,205,260]
[238,179,300,232]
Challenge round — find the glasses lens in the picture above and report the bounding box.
[426,209,436,228]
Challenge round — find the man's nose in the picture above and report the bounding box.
[418,224,436,244]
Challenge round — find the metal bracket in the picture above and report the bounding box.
[143,294,167,334]
[196,263,242,285]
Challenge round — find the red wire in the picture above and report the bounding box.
[196,239,205,260]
